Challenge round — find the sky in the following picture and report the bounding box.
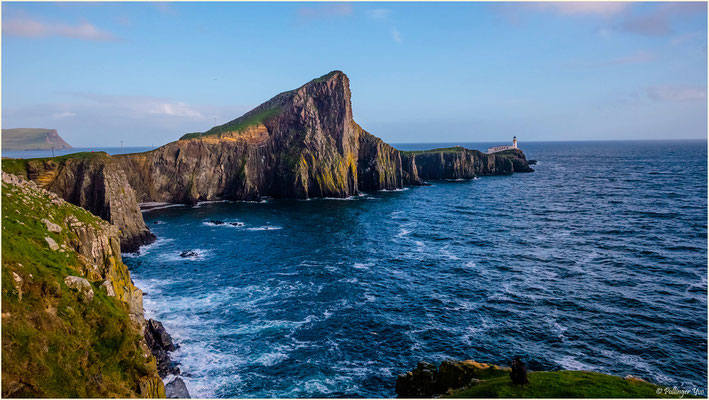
[2,2,707,147]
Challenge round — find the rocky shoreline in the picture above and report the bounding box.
[144,319,191,398]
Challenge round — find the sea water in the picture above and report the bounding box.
[124,140,708,397]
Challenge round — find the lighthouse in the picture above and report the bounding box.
[513,136,518,149]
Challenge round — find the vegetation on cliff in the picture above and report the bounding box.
[1,173,163,397]
[397,360,687,398]
[1,128,72,151]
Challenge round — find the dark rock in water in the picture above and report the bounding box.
[180,250,199,258]
[510,356,529,385]
[166,377,190,398]
[229,222,244,227]
[528,159,537,165]
[396,361,439,397]
[144,319,179,378]
[209,220,225,225]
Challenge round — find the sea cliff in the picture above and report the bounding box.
[1,71,533,254]
[1,172,164,397]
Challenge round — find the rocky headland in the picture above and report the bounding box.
[2,71,533,255]
[396,360,676,398]
[1,128,72,151]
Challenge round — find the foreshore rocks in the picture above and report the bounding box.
[396,360,510,398]
[144,319,191,397]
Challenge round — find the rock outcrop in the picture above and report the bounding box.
[396,360,511,397]
[2,71,533,252]
[2,153,155,252]
[1,172,164,397]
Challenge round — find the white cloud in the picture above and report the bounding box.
[51,112,77,119]
[528,2,628,17]
[2,17,118,41]
[645,86,707,102]
[391,28,402,44]
[368,8,392,20]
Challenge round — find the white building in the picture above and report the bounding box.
[487,136,518,154]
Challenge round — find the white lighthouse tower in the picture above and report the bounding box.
[513,136,518,149]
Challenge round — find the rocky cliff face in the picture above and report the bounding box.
[2,154,155,252]
[1,172,164,397]
[2,71,533,252]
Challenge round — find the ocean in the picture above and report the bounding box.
[122,140,707,398]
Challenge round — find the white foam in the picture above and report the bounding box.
[140,202,185,212]
[246,226,282,231]
[353,262,373,270]
[379,187,409,192]
[396,228,412,238]
[202,220,245,228]
[121,237,173,258]
[159,248,210,262]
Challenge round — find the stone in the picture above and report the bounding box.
[625,375,646,383]
[101,280,116,297]
[438,360,479,392]
[42,218,62,233]
[63,276,94,303]
[209,220,225,225]
[180,250,199,258]
[166,377,191,398]
[45,236,59,251]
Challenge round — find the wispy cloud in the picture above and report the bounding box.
[617,3,706,36]
[2,94,252,146]
[569,50,656,68]
[2,16,118,41]
[532,2,629,17]
[391,28,402,44]
[644,86,707,102]
[296,3,353,22]
[367,8,392,20]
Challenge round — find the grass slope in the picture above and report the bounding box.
[1,152,107,177]
[448,369,686,398]
[2,128,72,150]
[1,177,158,397]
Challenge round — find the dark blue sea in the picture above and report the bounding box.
[123,140,708,398]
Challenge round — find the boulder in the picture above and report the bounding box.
[166,377,191,398]
[42,218,62,233]
[180,250,199,258]
[45,236,60,251]
[63,276,94,302]
[101,280,116,297]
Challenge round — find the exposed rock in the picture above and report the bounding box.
[144,319,179,378]
[166,377,191,398]
[396,360,511,398]
[42,218,62,233]
[101,280,116,297]
[63,276,94,303]
[625,375,647,383]
[209,220,225,225]
[396,361,439,398]
[45,236,60,251]
[180,250,199,258]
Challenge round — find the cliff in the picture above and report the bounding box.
[2,128,72,151]
[396,360,674,398]
[1,153,155,253]
[1,172,164,397]
[1,71,532,252]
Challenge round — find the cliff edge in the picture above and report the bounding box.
[1,172,164,397]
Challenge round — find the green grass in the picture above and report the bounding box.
[448,371,685,398]
[2,128,72,150]
[1,152,107,177]
[1,178,158,397]
[180,107,282,140]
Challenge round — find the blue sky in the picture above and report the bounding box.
[2,2,707,147]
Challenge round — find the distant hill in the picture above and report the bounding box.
[2,128,72,150]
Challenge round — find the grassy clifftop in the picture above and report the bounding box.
[1,173,163,397]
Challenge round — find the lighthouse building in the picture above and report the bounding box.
[487,136,518,154]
